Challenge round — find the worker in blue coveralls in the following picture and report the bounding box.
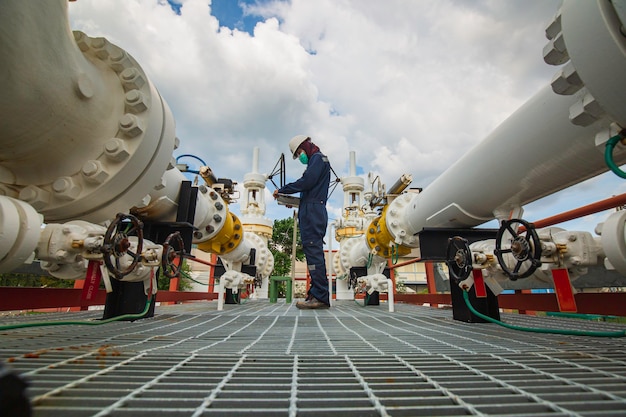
[273,135,331,309]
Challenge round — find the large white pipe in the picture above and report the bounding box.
[0,1,263,278]
[406,84,610,230]
[0,0,178,224]
[388,0,626,243]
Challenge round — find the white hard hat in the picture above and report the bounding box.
[288,135,309,159]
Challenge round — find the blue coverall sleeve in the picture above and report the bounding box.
[278,153,327,196]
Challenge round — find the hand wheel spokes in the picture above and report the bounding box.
[494,219,541,280]
[102,213,144,279]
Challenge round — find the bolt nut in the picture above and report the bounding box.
[119,68,145,91]
[119,113,144,138]
[543,33,569,66]
[545,11,562,40]
[90,37,111,60]
[108,46,131,73]
[81,160,109,184]
[215,202,224,210]
[570,93,603,127]
[52,176,81,200]
[104,138,130,162]
[19,185,50,210]
[213,214,222,223]
[205,225,215,234]
[551,62,582,96]
[193,231,203,239]
[124,89,148,113]
[73,31,90,52]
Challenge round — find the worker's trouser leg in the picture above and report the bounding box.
[302,240,329,305]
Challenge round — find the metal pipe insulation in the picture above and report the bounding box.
[386,0,626,246]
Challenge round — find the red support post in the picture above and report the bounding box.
[551,268,578,312]
[208,253,217,294]
[70,279,86,311]
[472,269,487,298]
[425,261,438,307]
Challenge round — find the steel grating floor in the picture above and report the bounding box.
[2,300,626,416]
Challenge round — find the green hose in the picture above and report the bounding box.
[354,293,370,307]
[180,270,208,286]
[391,244,399,265]
[0,298,152,331]
[604,134,626,179]
[462,290,626,338]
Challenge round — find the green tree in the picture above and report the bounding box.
[269,216,304,277]
[0,262,193,291]
[158,260,193,291]
[0,272,74,288]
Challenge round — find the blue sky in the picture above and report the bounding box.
[211,0,265,34]
[168,0,269,34]
[68,0,626,239]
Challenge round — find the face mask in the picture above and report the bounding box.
[299,152,309,165]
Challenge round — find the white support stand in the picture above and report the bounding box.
[217,281,225,311]
[387,279,395,313]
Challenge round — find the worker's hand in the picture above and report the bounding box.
[272,189,279,199]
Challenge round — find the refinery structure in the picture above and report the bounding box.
[2,1,626,416]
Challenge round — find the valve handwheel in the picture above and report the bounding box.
[494,218,541,280]
[102,213,144,279]
[162,231,185,278]
[446,236,473,282]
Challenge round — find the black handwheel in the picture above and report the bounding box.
[101,213,144,279]
[162,231,185,278]
[446,236,473,282]
[494,218,542,280]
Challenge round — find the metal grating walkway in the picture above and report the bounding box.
[2,300,626,416]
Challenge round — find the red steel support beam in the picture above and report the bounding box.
[522,192,626,230]
[394,292,626,316]
[0,287,217,312]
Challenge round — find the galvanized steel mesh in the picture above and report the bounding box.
[2,300,626,416]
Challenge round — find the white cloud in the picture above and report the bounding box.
[68,0,624,234]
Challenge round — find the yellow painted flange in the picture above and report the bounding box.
[196,212,244,255]
[365,208,411,258]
